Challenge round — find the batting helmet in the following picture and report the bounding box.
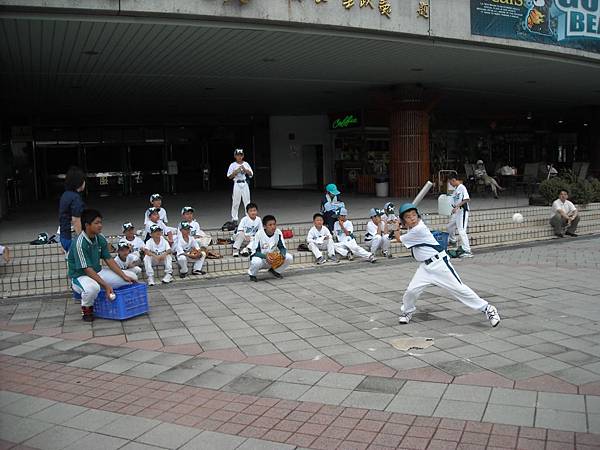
[398,203,419,220]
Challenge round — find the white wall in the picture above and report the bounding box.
[269,115,330,189]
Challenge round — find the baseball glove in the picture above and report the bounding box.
[188,248,201,258]
[268,252,285,270]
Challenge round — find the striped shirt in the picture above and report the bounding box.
[67,232,111,279]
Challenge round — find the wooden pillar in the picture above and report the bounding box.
[388,86,432,197]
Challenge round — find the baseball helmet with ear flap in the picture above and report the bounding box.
[398,203,420,221]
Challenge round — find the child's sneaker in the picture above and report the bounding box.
[329,255,340,263]
[147,276,155,286]
[192,270,206,275]
[368,254,377,263]
[162,273,173,284]
[398,312,413,324]
[383,251,393,259]
[485,304,501,327]
[233,250,240,257]
[459,251,473,258]
[179,272,188,279]
[316,256,326,265]
[249,275,258,282]
[347,252,354,261]
[81,306,94,322]
[240,248,251,257]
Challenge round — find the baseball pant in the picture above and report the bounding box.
[334,240,372,259]
[177,254,206,274]
[367,235,391,255]
[308,240,335,260]
[72,268,138,307]
[194,233,212,248]
[144,255,173,278]
[550,213,579,235]
[447,209,471,253]
[231,182,251,222]
[248,254,293,276]
[402,254,488,315]
[233,232,254,251]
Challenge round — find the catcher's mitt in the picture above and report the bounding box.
[268,252,285,270]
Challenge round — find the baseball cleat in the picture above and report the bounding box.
[192,270,206,275]
[269,268,283,279]
[147,276,155,286]
[240,248,251,257]
[316,256,326,265]
[329,255,340,263]
[459,252,473,258]
[162,273,173,284]
[398,312,413,324]
[368,254,377,263]
[347,252,354,261]
[249,275,258,282]
[179,272,187,279]
[485,305,501,327]
[233,250,240,257]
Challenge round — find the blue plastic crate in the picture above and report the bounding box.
[93,283,149,320]
[431,230,449,251]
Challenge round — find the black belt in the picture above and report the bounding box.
[236,180,246,184]
[424,252,446,265]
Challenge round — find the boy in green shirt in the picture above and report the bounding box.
[68,209,137,321]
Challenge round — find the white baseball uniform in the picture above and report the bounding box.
[233,215,262,251]
[365,220,391,255]
[113,254,143,275]
[333,220,372,259]
[144,207,168,225]
[183,219,212,248]
[400,220,488,315]
[144,219,173,240]
[248,228,293,276]
[227,161,253,222]
[306,225,335,260]
[173,234,206,274]
[447,183,471,253]
[122,236,145,253]
[143,236,173,277]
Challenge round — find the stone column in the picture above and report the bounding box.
[388,86,435,198]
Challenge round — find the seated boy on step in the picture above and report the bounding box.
[143,224,174,286]
[247,215,293,281]
[174,221,207,278]
[333,208,375,263]
[68,209,137,322]
[233,202,262,257]
[307,213,338,264]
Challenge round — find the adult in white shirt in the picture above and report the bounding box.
[550,189,579,237]
[227,148,253,224]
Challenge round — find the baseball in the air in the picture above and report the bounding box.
[512,213,524,224]
[109,293,117,301]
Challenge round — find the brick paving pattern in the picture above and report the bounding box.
[1,236,600,448]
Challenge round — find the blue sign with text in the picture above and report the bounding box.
[471,0,600,54]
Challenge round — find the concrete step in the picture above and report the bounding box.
[7,204,600,258]
[2,220,599,298]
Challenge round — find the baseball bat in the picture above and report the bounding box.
[412,181,434,206]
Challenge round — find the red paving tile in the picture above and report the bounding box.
[514,374,578,394]
[311,436,343,450]
[289,356,343,372]
[453,370,514,389]
[238,426,268,439]
[428,440,458,450]
[199,348,246,362]
[395,366,454,384]
[400,435,429,449]
[372,432,404,448]
[88,335,127,346]
[340,362,396,378]
[407,426,436,439]
[286,432,317,447]
[122,339,164,350]
[516,437,545,450]
[243,353,292,367]
[160,343,203,355]
[579,381,600,396]
[460,431,489,445]
[261,429,293,443]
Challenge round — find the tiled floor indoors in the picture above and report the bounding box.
[1,236,600,449]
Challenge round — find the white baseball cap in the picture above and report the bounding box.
[339,208,348,216]
[234,148,244,155]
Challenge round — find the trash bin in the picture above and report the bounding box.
[375,177,389,198]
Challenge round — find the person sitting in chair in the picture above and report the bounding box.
[474,160,504,198]
[550,189,579,238]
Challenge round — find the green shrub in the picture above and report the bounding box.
[539,178,569,205]
[539,177,596,205]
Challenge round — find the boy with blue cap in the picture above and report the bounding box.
[365,208,392,258]
[321,183,344,232]
[333,208,375,262]
[396,203,500,327]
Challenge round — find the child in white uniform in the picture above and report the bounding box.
[307,213,338,264]
[0,244,10,264]
[144,193,168,225]
[397,203,500,327]
[248,215,293,281]
[144,208,174,245]
[114,241,143,276]
[174,221,206,278]
[120,222,144,267]
[227,148,253,224]
[233,202,262,257]
[447,175,472,257]
[143,224,173,285]
[333,208,375,262]
[365,208,392,258]
[181,206,212,247]
[382,202,400,242]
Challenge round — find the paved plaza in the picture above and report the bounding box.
[1,236,600,449]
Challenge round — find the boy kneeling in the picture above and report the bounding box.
[68,209,137,322]
[248,215,293,281]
